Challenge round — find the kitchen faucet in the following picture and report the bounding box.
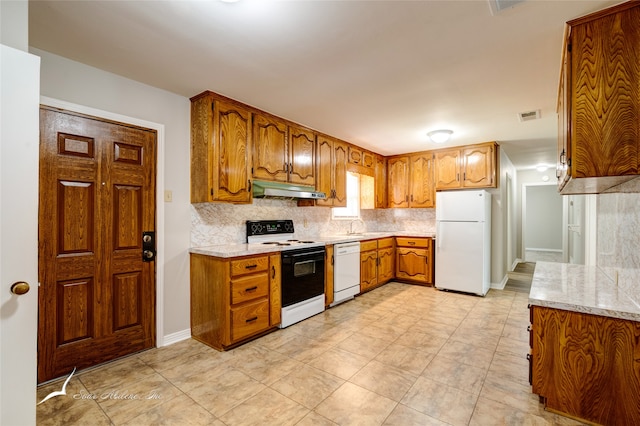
[349,218,365,234]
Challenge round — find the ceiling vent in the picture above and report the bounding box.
[518,109,541,122]
[488,0,526,15]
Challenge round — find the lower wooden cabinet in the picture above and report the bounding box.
[395,237,433,285]
[190,252,281,350]
[324,245,334,307]
[530,305,640,425]
[360,238,395,293]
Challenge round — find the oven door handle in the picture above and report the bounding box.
[283,250,326,258]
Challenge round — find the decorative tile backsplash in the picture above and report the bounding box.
[191,198,435,247]
[596,192,640,300]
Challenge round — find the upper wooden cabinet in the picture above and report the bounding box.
[252,114,315,186]
[387,156,409,208]
[409,153,435,208]
[348,145,375,169]
[252,113,288,183]
[558,2,640,194]
[374,155,387,209]
[434,142,498,190]
[288,125,316,186]
[316,136,347,207]
[387,154,435,208]
[191,92,252,203]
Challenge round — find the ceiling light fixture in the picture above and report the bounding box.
[427,129,453,144]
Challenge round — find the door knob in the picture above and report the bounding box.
[10,281,30,295]
[143,250,155,260]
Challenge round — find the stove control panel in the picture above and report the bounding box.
[246,220,294,239]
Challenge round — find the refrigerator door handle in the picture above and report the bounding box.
[437,223,442,248]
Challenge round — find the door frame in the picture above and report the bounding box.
[521,182,561,263]
[40,96,166,347]
[562,194,597,265]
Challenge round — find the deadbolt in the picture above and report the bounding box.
[10,281,30,295]
[142,231,156,262]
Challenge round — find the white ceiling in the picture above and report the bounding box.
[29,0,620,170]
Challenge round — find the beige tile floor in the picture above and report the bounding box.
[36,283,584,425]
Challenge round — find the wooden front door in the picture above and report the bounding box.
[38,107,157,383]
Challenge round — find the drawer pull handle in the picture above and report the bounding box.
[272,265,276,279]
[245,264,258,269]
[408,241,416,245]
[246,316,258,323]
[245,286,258,292]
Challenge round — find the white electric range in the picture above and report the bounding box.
[246,220,326,328]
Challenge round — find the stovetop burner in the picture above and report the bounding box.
[247,220,320,248]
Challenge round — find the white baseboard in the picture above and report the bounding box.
[160,329,191,347]
[525,248,562,253]
[511,258,522,271]
[491,275,508,290]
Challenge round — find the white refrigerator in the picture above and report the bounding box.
[435,190,491,296]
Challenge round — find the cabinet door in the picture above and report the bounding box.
[348,145,362,165]
[377,247,395,283]
[324,245,334,307]
[388,156,409,208]
[557,49,571,190]
[315,136,334,207]
[409,153,435,208]
[396,247,429,283]
[213,100,252,203]
[252,113,288,183]
[288,125,316,186]
[375,155,387,208]
[462,144,495,188]
[570,6,640,179]
[434,149,460,190]
[360,250,378,292]
[269,254,281,326]
[333,140,348,207]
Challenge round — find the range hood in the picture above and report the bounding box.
[252,180,326,200]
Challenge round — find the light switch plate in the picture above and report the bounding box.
[164,190,173,202]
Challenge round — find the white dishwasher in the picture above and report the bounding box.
[331,241,361,306]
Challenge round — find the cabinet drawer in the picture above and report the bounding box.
[230,256,269,277]
[360,240,378,252]
[231,298,270,342]
[396,237,430,248]
[377,237,394,249]
[231,273,269,304]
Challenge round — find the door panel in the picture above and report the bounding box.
[38,107,156,383]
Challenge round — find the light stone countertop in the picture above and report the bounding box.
[528,261,640,322]
[190,231,436,258]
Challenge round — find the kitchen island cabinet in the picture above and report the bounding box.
[529,261,640,425]
[190,92,253,203]
[190,252,281,350]
[395,237,433,285]
[557,1,640,194]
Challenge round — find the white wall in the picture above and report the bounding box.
[524,185,563,250]
[489,148,518,287]
[33,48,193,337]
[0,0,28,51]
